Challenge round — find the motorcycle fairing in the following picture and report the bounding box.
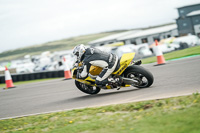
[113,53,135,75]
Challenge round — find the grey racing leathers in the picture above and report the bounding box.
[80,48,118,86]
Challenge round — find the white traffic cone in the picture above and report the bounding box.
[4,66,16,89]
[153,40,166,65]
[63,57,72,80]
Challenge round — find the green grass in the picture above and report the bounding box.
[0,78,62,89]
[0,93,200,133]
[142,45,200,64]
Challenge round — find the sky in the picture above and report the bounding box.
[0,0,199,53]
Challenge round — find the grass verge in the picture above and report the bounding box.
[0,93,200,133]
[142,45,200,64]
[0,78,62,89]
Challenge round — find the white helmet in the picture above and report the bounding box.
[73,44,86,60]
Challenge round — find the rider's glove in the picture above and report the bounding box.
[74,63,79,67]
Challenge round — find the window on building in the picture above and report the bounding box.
[180,10,184,13]
[197,33,200,38]
[183,23,187,27]
[121,40,126,44]
[167,35,171,38]
[130,40,137,45]
[141,38,148,43]
[153,37,160,41]
[108,42,114,44]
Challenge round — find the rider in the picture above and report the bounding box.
[73,44,119,87]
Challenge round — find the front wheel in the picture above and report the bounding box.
[75,80,101,95]
[123,65,154,88]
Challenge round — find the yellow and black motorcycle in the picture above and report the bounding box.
[71,53,154,95]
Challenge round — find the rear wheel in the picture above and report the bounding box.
[123,65,154,88]
[75,80,101,94]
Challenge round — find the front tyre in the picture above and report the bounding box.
[123,65,154,88]
[75,80,101,94]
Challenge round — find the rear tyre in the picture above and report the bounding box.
[123,65,154,88]
[75,80,101,94]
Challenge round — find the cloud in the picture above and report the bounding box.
[0,0,199,52]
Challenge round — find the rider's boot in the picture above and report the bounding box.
[95,79,108,88]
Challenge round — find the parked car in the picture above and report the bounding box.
[137,43,153,58]
[158,43,177,53]
[111,44,153,59]
[10,59,35,73]
[172,34,200,49]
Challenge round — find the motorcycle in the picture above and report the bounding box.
[71,53,154,95]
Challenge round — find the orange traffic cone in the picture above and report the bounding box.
[153,40,166,65]
[4,66,16,89]
[63,57,72,80]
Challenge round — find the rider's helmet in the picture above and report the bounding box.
[73,44,86,60]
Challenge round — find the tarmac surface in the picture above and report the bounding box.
[0,56,200,119]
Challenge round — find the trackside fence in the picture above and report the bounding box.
[0,70,65,83]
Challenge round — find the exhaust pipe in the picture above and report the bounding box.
[122,77,139,85]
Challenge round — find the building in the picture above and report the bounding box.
[118,24,178,45]
[88,30,141,47]
[176,3,200,37]
[88,3,200,47]
[88,24,178,46]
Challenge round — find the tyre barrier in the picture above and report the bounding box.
[0,70,65,83]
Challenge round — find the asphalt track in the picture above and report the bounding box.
[0,56,200,119]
